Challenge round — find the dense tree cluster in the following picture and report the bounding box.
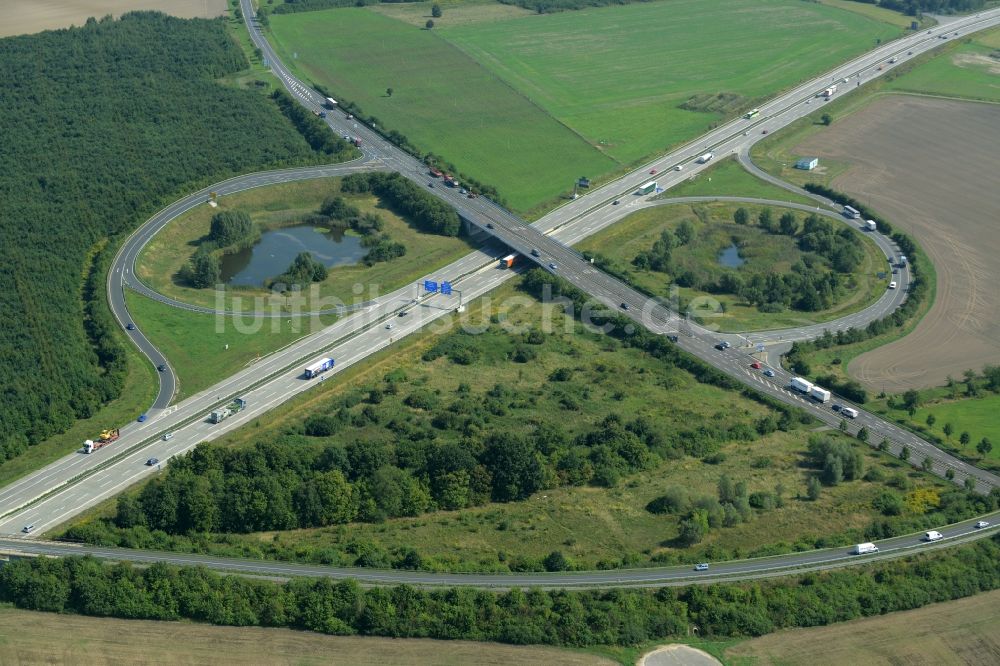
[497,0,653,14]
[178,246,222,289]
[317,195,405,265]
[848,0,984,17]
[0,12,319,464]
[632,210,865,313]
[271,252,328,288]
[806,435,865,486]
[271,90,355,157]
[341,173,461,236]
[3,537,1000,644]
[208,210,259,249]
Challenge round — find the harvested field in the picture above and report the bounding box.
[794,95,1000,391]
[726,588,1000,666]
[0,606,614,666]
[1,0,227,38]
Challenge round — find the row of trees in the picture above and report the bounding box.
[271,89,356,157]
[0,12,320,465]
[341,173,461,236]
[851,0,985,17]
[3,538,1000,644]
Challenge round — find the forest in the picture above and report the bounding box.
[2,536,999,645]
[0,13,321,465]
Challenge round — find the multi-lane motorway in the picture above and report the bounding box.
[2,3,999,584]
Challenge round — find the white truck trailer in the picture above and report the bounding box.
[790,376,814,394]
[304,357,335,379]
[810,386,832,403]
[696,152,714,164]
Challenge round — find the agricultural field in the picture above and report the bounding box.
[793,95,1000,391]
[0,607,614,666]
[1,0,227,38]
[125,291,336,401]
[575,202,887,332]
[885,28,1000,103]
[135,177,476,312]
[725,588,1000,666]
[65,280,961,572]
[268,0,899,211]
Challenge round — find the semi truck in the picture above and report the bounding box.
[810,386,832,403]
[637,181,657,195]
[210,398,247,424]
[499,254,517,269]
[304,357,335,379]
[696,152,714,164]
[821,84,838,98]
[853,542,879,555]
[744,108,760,119]
[324,97,337,109]
[790,376,814,394]
[83,428,120,454]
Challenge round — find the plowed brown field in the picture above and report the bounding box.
[795,95,1000,391]
[2,1,227,38]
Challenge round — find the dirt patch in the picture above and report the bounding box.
[795,95,1000,391]
[726,588,1000,666]
[952,52,1000,75]
[640,644,723,666]
[1,0,228,38]
[0,606,615,666]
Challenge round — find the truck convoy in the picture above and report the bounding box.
[210,398,247,424]
[83,428,120,454]
[853,542,879,555]
[809,386,831,403]
[499,254,517,269]
[789,376,814,394]
[304,357,335,379]
[696,152,714,164]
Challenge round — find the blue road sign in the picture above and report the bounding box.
[441,281,453,295]
[424,280,438,293]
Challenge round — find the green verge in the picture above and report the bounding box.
[884,29,1000,103]
[135,177,476,312]
[660,157,817,206]
[576,202,887,333]
[124,291,337,402]
[64,281,963,573]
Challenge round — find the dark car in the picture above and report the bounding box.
[531,248,541,257]
[138,413,148,423]
[157,364,166,372]
[126,323,136,331]
[612,200,620,205]
[486,223,494,229]
[428,182,434,188]
[319,111,327,118]
[715,343,727,351]
[398,311,408,317]
[620,302,629,310]
[146,457,159,466]
[832,404,843,412]
[667,335,678,343]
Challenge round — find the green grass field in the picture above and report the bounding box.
[268,9,617,212]
[662,156,817,205]
[125,291,336,401]
[875,394,1000,463]
[269,0,899,212]
[576,201,887,332]
[136,178,476,312]
[885,34,1000,103]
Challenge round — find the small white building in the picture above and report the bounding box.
[795,157,819,170]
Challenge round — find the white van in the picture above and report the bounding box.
[923,530,943,542]
[841,407,859,419]
[853,542,879,555]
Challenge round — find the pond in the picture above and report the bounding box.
[717,243,745,268]
[219,225,366,287]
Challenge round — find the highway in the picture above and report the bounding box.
[2,514,996,589]
[0,2,997,584]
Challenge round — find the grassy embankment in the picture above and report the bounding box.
[269,0,900,213]
[66,280,955,571]
[135,177,476,312]
[576,200,887,332]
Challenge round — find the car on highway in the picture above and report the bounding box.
[908,51,913,55]
[548,263,557,271]
[975,520,990,529]
[892,268,899,274]
[162,432,173,441]
[467,192,476,199]
[385,322,394,330]
[620,302,629,310]
[649,168,657,174]
[460,188,467,194]
[531,248,540,257]
[397,311,408,317]
[319,111,326,118]
[888,281,897,289]
[674,165,682,171]
[715,343,728,351]
[137,413,147,423]
[667,335,678,343]
[157,364,166,372]
[486,223,493,229]
[427,182,434,188]
[751,361,761,369]
[764,369,776,377]
[694,563,709,571]
[612,200,620,205]
[146,457,159,466]
[761,129,768,134]
[126,322,135,330]
[21,524,34,534]
[832,404,842,412]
